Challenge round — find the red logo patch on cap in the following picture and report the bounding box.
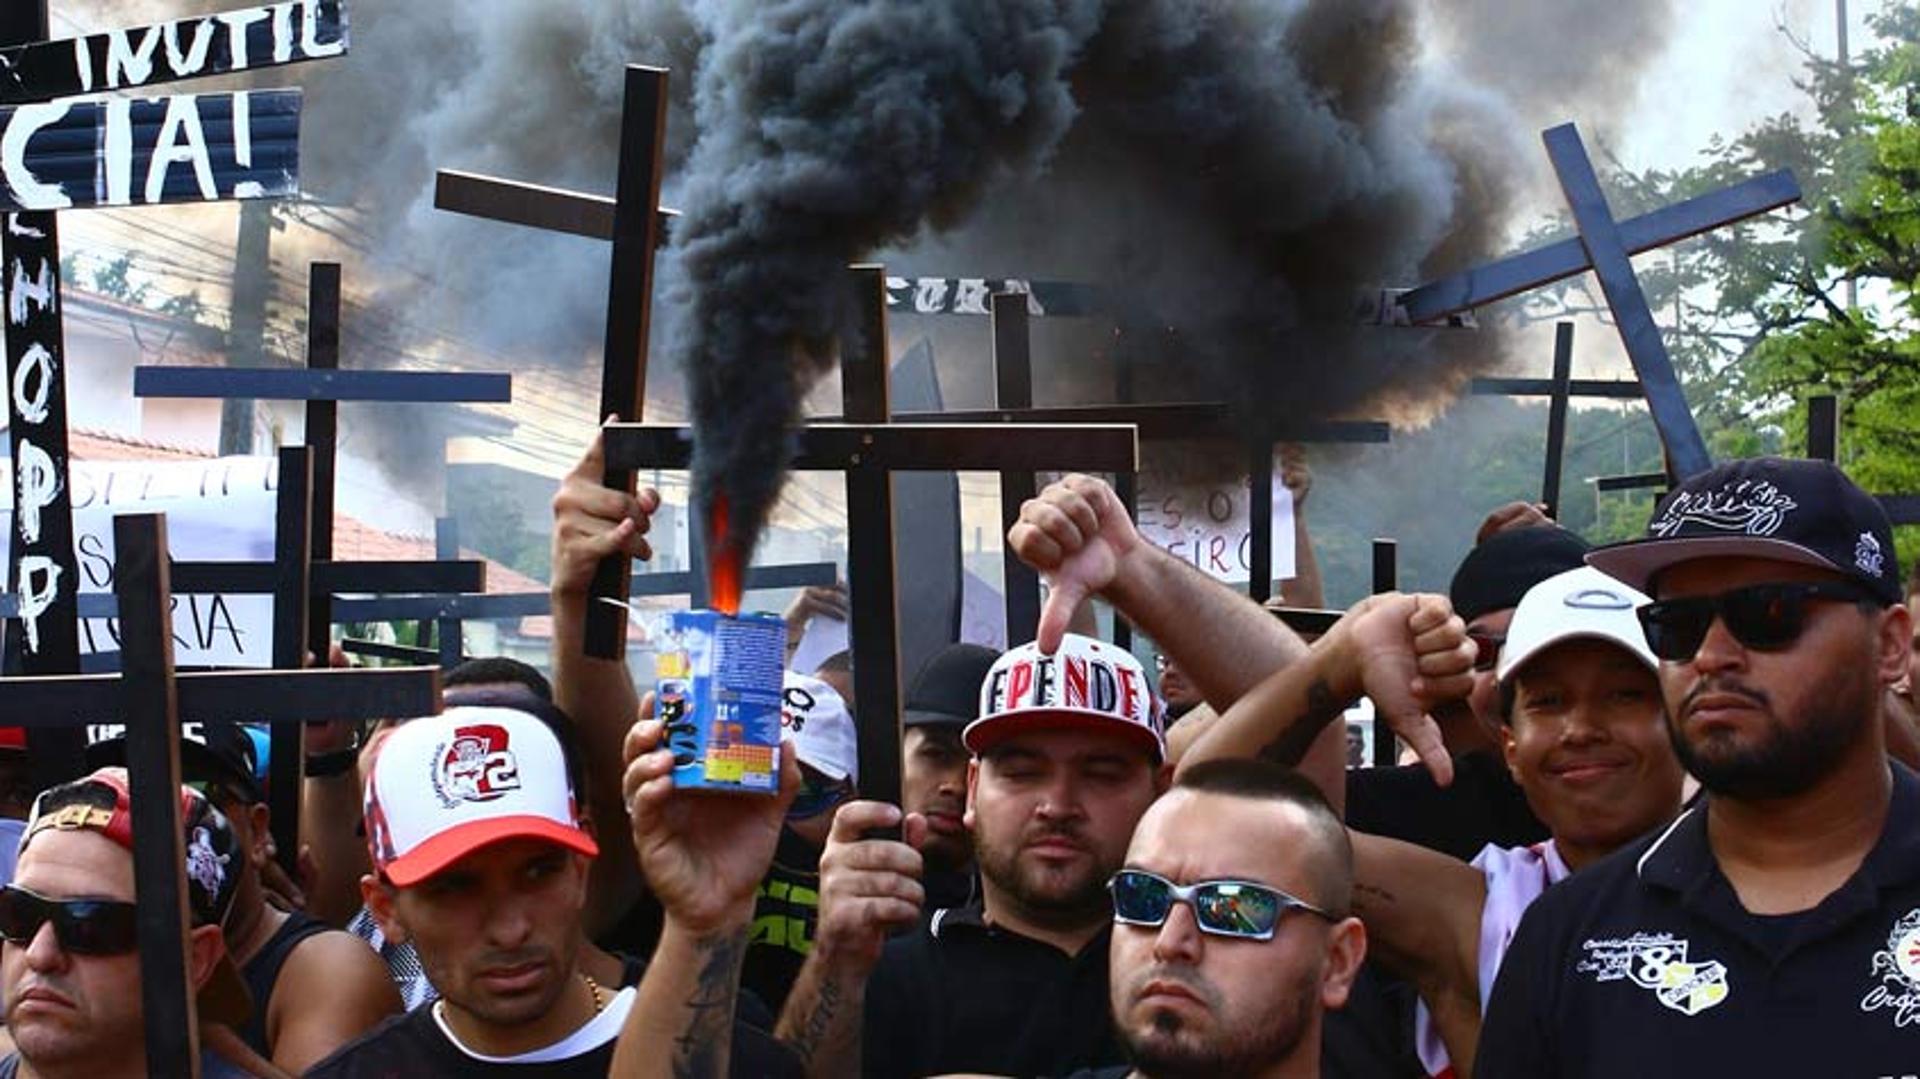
[434,724,522,806]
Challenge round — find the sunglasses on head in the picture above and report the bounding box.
[1108,868,1332,941]
[1637,580,1880,662]
[0,884,139,956]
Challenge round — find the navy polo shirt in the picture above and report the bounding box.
[1477,762,1920,1078]
[863,901,1124,1079]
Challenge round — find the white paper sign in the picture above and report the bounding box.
[960,568,1006,651]
[788,614,850,676]
[2,456,278,666]
[1133,445,1296,584]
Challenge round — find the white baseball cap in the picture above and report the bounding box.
[967,634,1165,761]
[363,706,598,887]
[1498,566,1657,683]
[782,672,858,785]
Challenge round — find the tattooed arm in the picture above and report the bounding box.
[1176,591,1475,804]
[613,917,750,1079]
[774,801,925,1078]
[618,716,803,1078]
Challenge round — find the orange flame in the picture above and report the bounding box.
[708,494,742,616]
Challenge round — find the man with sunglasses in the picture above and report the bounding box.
[1180,565,1682,1076]
[85,721,400,1073]
[1092,758,1367,1079]
[741,672,860,1013]
[0,768,260,1078]
[1476,457,1920,1077]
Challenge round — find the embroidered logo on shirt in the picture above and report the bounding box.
[1861,908,1920,1027]
[1578,933,1730,1016]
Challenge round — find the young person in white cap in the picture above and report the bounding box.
[307,705,799,1077]
[775,633,1169,1078]
[741,672,860,1012]
[1181,566,1688,1076]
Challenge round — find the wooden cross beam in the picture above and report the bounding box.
[1398,122,1804,482]
[0,511,435,1076]
[132,261,502,660]
[2,0,345,790]
[329,562,838,622]
[1363,539,1399,766]
[1794,394,1920,528]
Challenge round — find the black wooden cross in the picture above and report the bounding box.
[132,260,504,661]
[0,509,436,1077]
[908,292,1391,649]
[432,64,669,660]
[1793,393,1920,529]
[600,268,1137,806]
[1466,322,1653,518]
[1399,122,1802,482]
[3,0,346,787]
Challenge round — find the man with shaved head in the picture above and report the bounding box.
[1095,759,1366,1079]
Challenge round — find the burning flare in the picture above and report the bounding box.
[707,494,743,616]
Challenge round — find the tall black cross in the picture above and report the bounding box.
[433,64,669,659]
[1399,122,1802,482]
[131,260,503,663]
[0,509,436,1077]
[600,267,1137,806]
[921,293,1392,648]
[3,0,346,788]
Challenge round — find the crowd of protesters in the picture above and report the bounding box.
[5,433,1919,1078]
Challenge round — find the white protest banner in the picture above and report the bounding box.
[1132,442,1296,585]
[2,455,277,666]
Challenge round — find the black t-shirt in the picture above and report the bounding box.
[240,908,331,1058]
[305,995,800,1078]
[1476,762,1920,1078]
[743,826,822,1014]
[1345,750,1546,862]
[864,902,1125,1079]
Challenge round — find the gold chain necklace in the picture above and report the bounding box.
[582,970,606,1015]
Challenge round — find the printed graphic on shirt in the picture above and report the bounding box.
[1861,907,1920,1028]
[1578,932,1730,1016]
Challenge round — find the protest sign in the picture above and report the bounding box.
[1133,442,1296,585]
[2,455,276,665]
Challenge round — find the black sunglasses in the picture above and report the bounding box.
[1637,581,1880,662]
[0,884,140,956]
[1108,868,1332,940]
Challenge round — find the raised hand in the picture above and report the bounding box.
[1334,592,1474,786]
[1474,500,1554,544]
[1008,473,1144,653]
[812,801,927,973]
[552,417,662,595]
[622,718,801,934]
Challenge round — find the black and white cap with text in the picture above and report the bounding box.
[1587,456,1902,605]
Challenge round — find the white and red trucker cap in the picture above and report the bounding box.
[364,705,598,887]
[965,634,1165,761]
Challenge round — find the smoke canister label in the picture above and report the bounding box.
[654,610,787,794]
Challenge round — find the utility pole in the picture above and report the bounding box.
[1839,0,1859,310]
[222,201,276,455]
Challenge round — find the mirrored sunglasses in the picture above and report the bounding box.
[1108,868,1332,941]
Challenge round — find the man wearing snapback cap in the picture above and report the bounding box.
[86,721,399,1072]
[1477,457,1920,1077]
[0,768,260,1078]
[310,705,797,1077]
[776,634,1168,1078]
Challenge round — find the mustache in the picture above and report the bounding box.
[1126,963,1221,1007]
[1681,678,1772,717]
